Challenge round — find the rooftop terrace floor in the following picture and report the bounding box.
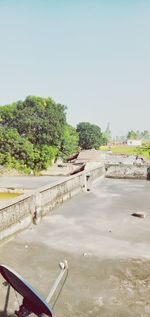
[0,178,150,316]
[0,176,66,190]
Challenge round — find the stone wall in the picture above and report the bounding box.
[0,165,104,242]
[105,164,149,180]
[0,193,35,241]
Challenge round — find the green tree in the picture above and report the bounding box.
[141,130,150,140]
[0,102,16,126]
[100,132,108,145]
[59,124,79,160]
[0,126,58,172]
[77,122,102,149]
[0,126,35,171]
[34,145,58,170]
[127,130,139,140]
[0,96,67,147]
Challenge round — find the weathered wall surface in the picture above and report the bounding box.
[105,164,149,180]
[0,165,104,242]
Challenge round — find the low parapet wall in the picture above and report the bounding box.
[0,165,105,242]
[105,164,150,180]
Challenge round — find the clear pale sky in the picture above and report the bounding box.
[0,0,149,137]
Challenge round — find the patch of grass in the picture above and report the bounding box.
[111,146,137,155]
[100,145,150,160]
[100,145,137,155]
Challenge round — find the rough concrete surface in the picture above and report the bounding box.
[0,178,150,316]
[0,176,66,190]
[105,164,148,180]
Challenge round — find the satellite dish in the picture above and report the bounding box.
[0,261,68,317]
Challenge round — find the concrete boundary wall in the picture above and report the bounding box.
[0,165,105,242]
[105,164,150,180]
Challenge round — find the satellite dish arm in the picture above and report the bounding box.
[46,260,68,305]
[3,282,11,314]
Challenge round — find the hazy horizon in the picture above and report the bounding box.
[0,0,149,137]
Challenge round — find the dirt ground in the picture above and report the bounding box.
[0,178,150,317]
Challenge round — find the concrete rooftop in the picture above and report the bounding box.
[0,176,66,190]
[0,178,150,316]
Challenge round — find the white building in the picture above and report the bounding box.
[127,139,142,146]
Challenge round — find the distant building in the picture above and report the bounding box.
[127,139,142,146]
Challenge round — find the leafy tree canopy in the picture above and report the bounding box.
[127,130,139,140]
[0,126,35,171]
[140,130,150,140]
[77,122,102,149]
[0,96,67,172]
[0,96,67,147]
[127,130,150,141]
[0,96,109,173]
[0,126,58,172]
[59,124,79,160]
[100,132,108,145]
